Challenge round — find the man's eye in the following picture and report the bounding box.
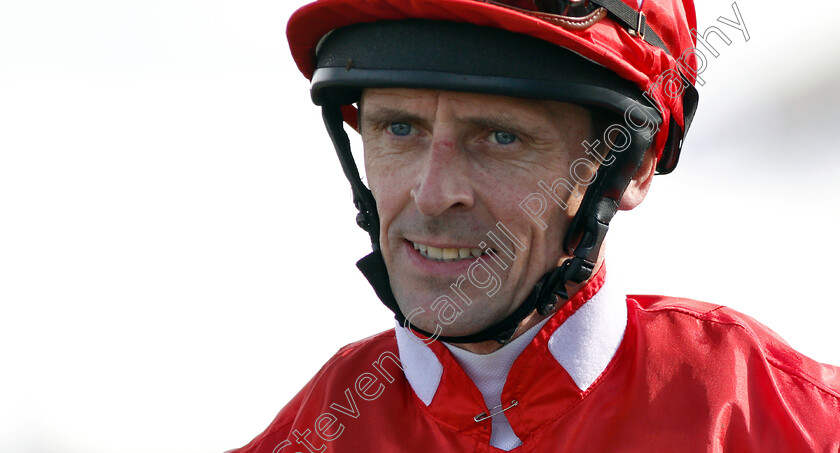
[389,122,412,136]
[490,131,518,145]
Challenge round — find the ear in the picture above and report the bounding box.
[618,146,656,211]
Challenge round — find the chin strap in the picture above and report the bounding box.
[322,104,380,248]
[324,103,652,344]
[355,196,622,344]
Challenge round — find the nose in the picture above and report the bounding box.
[411,132,475,217]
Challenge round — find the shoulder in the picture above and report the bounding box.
[627,294,840,404]
[293,327,405,401]
[229,329,405,453]
[321,329,401,372]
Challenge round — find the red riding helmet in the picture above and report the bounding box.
[286,0,700,344]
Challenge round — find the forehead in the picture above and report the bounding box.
[360,88,591,128]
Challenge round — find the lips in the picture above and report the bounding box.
[410,241,486,262]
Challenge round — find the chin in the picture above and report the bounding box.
[395,287,513,337]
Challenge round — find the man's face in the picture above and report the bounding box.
[360,88,592,336]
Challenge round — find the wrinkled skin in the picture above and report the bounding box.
[360,88,654,353]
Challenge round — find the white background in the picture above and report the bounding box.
[1,1,838,451]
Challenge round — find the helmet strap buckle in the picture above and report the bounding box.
[628,11,647,39]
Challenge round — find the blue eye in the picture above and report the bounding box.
[492,131,517,145]
[390,122,412,136]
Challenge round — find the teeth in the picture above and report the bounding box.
[411,241,486,262]
[426,246,443,260]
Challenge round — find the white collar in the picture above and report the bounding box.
[443,315,551,390]
[395,276,628,405]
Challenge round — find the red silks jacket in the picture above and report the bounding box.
[229,269,840,452]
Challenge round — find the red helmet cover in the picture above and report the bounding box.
[287,0,699,162]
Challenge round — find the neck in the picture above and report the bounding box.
[448,251,605,354]
[449,310,549,354]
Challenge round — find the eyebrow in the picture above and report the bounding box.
[360,104,551,139]
[360,106,428,131]
[462,113,526,133]
[459,111,551,140]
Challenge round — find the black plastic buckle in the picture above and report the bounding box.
[575,216,610,264]
[564,256,595,284]
[355,211,370,231]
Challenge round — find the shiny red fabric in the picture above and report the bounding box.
[230,273,840,452]
[286,0,699,161]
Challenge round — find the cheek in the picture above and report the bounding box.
[473,162,578,259]
[364,151,414,228]
[475,157,572,218]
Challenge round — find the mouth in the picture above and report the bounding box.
[410,241,492,262]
